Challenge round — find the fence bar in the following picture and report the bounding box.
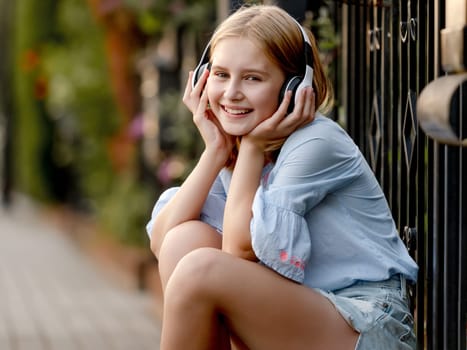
[338,0,466,348]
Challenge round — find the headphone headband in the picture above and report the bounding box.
[292,18,313,68]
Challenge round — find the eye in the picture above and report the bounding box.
[245,75,261,81]
[214,71,229,79]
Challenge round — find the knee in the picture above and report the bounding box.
[156,225,192,289]
[158,223,199,270]
[157,225,185,263]
[158,221,221,266]
[151,221,196,260]
[150,235,161,259]
[164,247,224,304]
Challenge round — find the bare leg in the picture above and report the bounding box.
[157,221,231,349]
[162,247,359,350]
[158,220,222,291]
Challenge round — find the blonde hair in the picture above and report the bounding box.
[209,5,334,168]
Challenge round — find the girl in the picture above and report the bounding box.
[147,4,418,350]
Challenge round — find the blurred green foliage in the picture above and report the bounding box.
[43,0,119,203]
[123,0,216,37]
[10,0,147,245]
[132,0,217,187]
[6,0,338,247]
[309,3,340,77]
[13,0,57,200]
[7,0,219,247]
[99,172,153,246]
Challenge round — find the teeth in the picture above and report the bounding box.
[224,107,250,115]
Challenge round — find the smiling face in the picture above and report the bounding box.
[207,37,286,136]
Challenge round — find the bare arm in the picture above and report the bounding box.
[150,70,234,258]
[222,140,264,260]
[150,149,226,258]
[222,88,315,260]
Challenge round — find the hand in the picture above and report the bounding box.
[183,70,207,114]
[183,70,235,162]
[244,86,316,151]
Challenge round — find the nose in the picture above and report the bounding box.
[223,79,243,100]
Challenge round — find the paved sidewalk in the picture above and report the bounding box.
[0,198,161,350]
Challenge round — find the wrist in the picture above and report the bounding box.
[239,137,265,162]
[201,147,229,169]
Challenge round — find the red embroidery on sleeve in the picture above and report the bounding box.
[279,250,305,270]
[280,250,288,262]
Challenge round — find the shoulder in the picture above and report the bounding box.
[287,114,348,144]
[279,114,358,161]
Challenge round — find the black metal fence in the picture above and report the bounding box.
[337,0,466,349]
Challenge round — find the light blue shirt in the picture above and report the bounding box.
[146,114,418,292]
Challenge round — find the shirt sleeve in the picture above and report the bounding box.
[145,174,227,237]
[250,119,363,283]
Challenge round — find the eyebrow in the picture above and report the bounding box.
[210,64,270,76]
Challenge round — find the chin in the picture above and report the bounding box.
[221,124,251,137]
[216,114,256,136]
[224,130,245,137]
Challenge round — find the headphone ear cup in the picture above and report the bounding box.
[192,62,209,89]
[279,76,302,114]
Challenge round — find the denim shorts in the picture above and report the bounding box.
[317,275,416,350]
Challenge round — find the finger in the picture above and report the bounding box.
[269,90,292,124]
[183,71,195,100]
[192,68,210,97]
[306,90,316,122]
[292,87,309,117]
[295,88,315,129]
[299,87,313,118]
[274,87,310,133]
[278,88,307,128]
[196,85,210,116]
